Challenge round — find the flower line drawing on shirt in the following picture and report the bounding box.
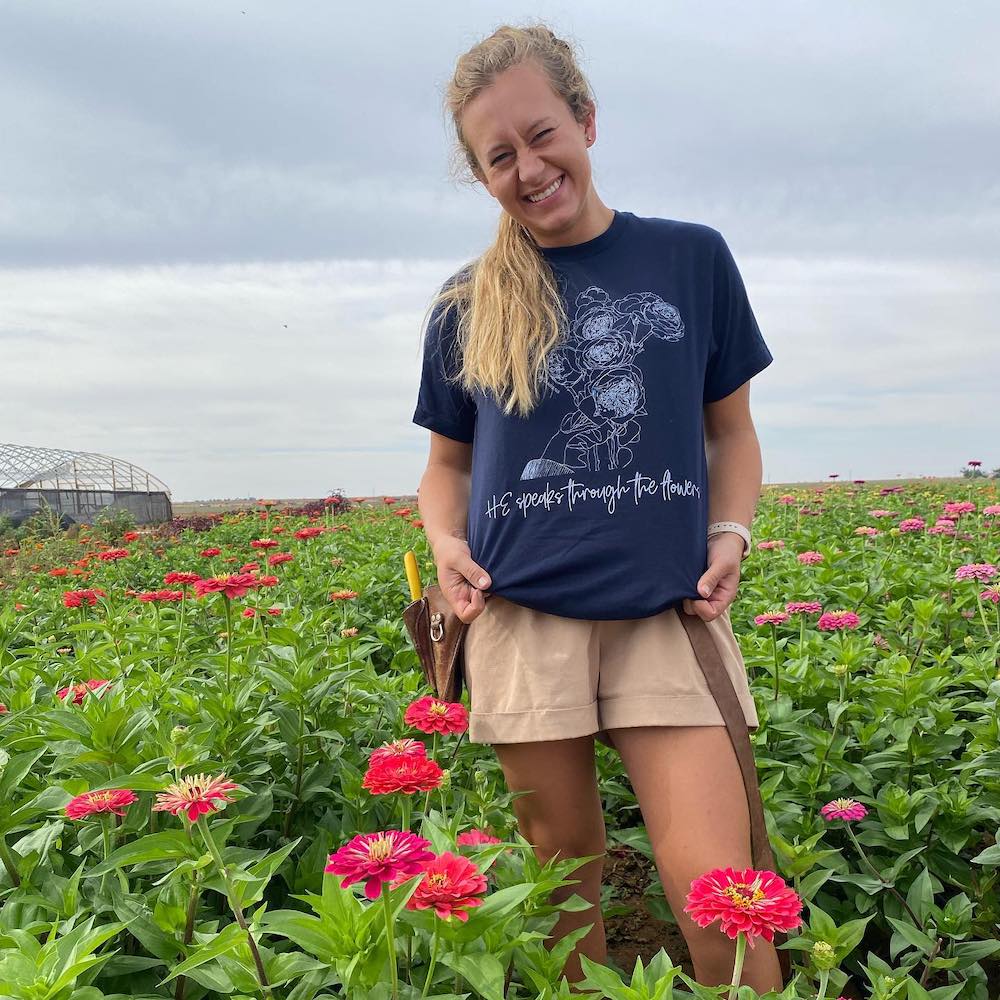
[520,284,685,481]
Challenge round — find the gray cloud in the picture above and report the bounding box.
[1,1,997,496]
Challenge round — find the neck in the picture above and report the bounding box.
[528,194,614,249]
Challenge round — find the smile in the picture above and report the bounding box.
[524,174,564,203]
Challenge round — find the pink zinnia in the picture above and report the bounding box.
[684,867,802,945]
[294,527,324,539]
[954,563,997,583]
[250,539,278,549]
[943,501,975,516]
[193,573,259,599]
[980,589,1000,605]
[756,540,785,550]
[268,553,293,566]
[817,610,860,631]
[820,797,868,822]
[153,773,240,821]
[796,551,824,565]
[898,518,925,533]
[57,679,111,704]
[164,571,201,585]
[754,612,789,627]
[785,601,822,614]
[404,695,469,735]
[396,851,488,921]
[138,590,184,602]
[854,526,879,536]
[983,505,1000,516]
[255,574,279,587]
[369,737,427,767]
[325,829,434,901]
[362,756,444,796]
[456,828,503,847]
[0,703,7,714]
[66,788,138,820]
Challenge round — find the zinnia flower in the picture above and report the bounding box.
[396,851,488,921]
[684,867,802,945]
[817,610,861,631]
[820,797,868,822]
[0,704,9,714]
[456,828,502,847]
[796,551,824,565]
[294,527,324,539]
[200,548,222,557]
[325,829,434,900]
[122,531,140,542]
[369,737,427,767]
[404,695,469,735]
[754,612,789,627]
[329,589,358,600]
[153,773,240,821]
[362,756,444,795]
[57,679,111,704]
[97,548,129,561]
[137,590,184,602]
[164,571,201,585]
[251,539,278,549]
[954,563,997,583]
[63,589,106,608]
[66,788,138,820]
[268,553,293,566]
[193,573,259,599]
[785,601,822,614]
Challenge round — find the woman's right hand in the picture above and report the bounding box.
[433,537,492,624]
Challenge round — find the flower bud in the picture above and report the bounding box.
[812,940,836,970]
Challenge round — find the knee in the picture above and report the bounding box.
[518,820,606,866]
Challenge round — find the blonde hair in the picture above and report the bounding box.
[424,22,597,419]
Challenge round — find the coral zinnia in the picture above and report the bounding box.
[66,788,138,820]
[820,797,868,822]
[362,756,444,796]
[152,773,240,821]
[404,695,469,735]
[456,828,503,847]
[325,829,434,901]
[97,548,129,561]
[684,867,802,945]
[164,571,201,585]
[396,850,488,921]
[63,589,106,608]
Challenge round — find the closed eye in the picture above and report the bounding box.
[490,128,555,166]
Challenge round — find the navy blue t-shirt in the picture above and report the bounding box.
[412,209,773,620]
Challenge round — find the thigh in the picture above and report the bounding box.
[492,735,607,855]
[607,726,752,935]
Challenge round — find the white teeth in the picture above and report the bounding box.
[527,174,563,202]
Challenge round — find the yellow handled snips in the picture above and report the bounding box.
[403,550,423,601]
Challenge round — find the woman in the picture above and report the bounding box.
[412,22,781,992]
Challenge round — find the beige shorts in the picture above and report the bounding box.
[463,594,759,748]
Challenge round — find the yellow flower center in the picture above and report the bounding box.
[833,798,856,810]
[88,791,116,805]
[429,702,448,716]
[427,873,450,888]
[723,878,765,910]
[367,835,393,862]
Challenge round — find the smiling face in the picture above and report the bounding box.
[460,59,609,248]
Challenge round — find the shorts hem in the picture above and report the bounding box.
[599,694,759,732]
[468,702,598,745]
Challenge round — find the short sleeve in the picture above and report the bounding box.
[703,231,774,404]
[412,292,477,443]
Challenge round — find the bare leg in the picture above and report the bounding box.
[492,735,607,986]
[607,725,782,993]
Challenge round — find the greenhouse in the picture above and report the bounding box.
[0,441,172,525]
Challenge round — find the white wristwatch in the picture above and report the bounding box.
[708,521,752,560]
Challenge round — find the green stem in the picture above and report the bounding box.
[421,925,440,999]
[172,594,187,668]
[728,932,747,1000]
[222,596,234,691]
[771,624,779,700]
[196,818,272,998]
[0,837,21,887]
[400,795,411,835]
[816,968,830,1000]
[844,824,923,928]
[382,883,399,1000]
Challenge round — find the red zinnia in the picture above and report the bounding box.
[325,830,435,901]
[49,567,69,577]
[0,703,8,714]
[66,788,138,820]
[193,573,259,599]
[57,678,111,704]
[63,588,106,608]
[122,531,140,542]
[200,548,222,557]
[684,867,802,945]
[152,773,240,821]
[362,756,444,795]
[294,527,324,539]
[97,548,129,561]
[396,851,488,921]
[268,552,293,566]
[251,539,278,549]
[404,695,469,735]
[456,828,503,847]
[164,571,201,585]
[137,590,184,602]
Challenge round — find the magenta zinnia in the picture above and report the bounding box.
[820,797,868,822]
[684,867,802,945]
[152,773,240,821]
[325,829,434,900]
[404,695,469,735]
[395,850,488,921]
[817,610,860,631]
[66,788,138,820]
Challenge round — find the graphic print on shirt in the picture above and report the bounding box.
[520,284,685,481]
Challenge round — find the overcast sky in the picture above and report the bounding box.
[1,1,997,500]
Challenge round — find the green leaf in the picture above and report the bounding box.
[439,949,506,1000]
[159,922,246,984]
[84,831,200,876]
[886,916,936,953]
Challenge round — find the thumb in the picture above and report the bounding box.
[696,571,717,598]
[467,561,491,590]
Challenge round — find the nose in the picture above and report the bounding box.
[518,148,548,188]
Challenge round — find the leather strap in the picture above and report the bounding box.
[677,609,791,983]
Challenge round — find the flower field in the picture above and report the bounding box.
[0,480,999,1000]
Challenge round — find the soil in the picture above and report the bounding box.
[603,844,695,980]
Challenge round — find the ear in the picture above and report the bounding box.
[582,100,597,137]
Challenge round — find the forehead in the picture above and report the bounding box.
[461,61,568,154]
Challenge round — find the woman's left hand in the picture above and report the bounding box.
[681,533,745,621]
